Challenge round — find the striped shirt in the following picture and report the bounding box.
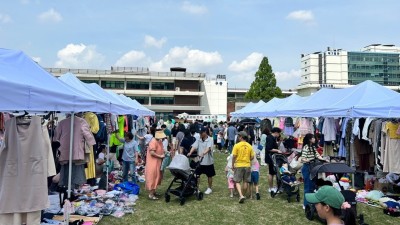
[301,144,321,161]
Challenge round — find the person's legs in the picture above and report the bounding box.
[122,161,129,182]
[302,164,311,206]
[208,176,213,189]
[129,161,136,183]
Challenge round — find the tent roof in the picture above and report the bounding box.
[0,48,110,112]
[59,73,134,114]
[117,94,155,116]
[231,102,256,116]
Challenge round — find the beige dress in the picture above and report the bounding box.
[0,116,56,225]
[145,139,164,190]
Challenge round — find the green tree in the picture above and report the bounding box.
[245,56,283,101]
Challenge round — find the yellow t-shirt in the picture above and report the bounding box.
[386,122,400,139]
[232,141,255,168]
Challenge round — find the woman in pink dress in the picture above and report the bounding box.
[145,129,166,199]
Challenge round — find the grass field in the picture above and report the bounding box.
[98,151,399,225]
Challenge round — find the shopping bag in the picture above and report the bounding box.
[289,156,303,171]
[113,181,140,195]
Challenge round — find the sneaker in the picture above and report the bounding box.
[302,205,305,210]
[256,193,260,200]
[205,188,212,194]
[230,193,233,198]
[239,196,245,203]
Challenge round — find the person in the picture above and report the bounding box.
[301,133,327,208]
[264,127,283,192]
[227,123,237,154]
[305,185,356,225]
[250,157,260,200]
[145,129,166,200]
[171,123,179,152]
[212,124,220,150]
[95,144,107,178]
[180,129,196,155]
[117,132,139,183]
[279,162,297,186]
[225,154,235,198]
[188,127,215,195]
[217,131,223,152]
[175,124,186,154]
[232,131,255,203]
[259,128,268,166]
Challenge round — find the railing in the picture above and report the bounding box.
[45,68,111,75]
[111,66,149,73]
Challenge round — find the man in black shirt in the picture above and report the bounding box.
[264,127,282,192]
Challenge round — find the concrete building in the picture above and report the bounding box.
[46,67,227,119]
[298,44,400,96]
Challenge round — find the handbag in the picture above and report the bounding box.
[290,156,303,171]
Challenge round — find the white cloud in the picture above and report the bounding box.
[115,50,149,66]
[150,46,223,72]
[55,43,105,68]
[38,8,62,23]
[144,35,167,48]
[275,69,301,89]
[31,56,41,63]
[286,10,315,24]
[0,14,12,24]
[228,52,264,73]
[181,1,208,15]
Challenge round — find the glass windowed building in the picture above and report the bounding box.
[297,44,400,96]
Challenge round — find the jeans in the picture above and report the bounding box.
[122,161,136,183]
[228,140,235,153]
[302,163,315,206]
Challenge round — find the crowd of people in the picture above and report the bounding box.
[95,118,356,225]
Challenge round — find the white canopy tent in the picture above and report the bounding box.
[58,73,135,115]
[117,94,155,116]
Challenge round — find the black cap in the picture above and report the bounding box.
[200,127,208,133]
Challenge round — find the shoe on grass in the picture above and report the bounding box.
[205,188,212,194]
[239,196,245,203]
[256,193,260,200]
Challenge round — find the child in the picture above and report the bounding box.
[217,131,223,152]
[250,157,261,200]
[225,154,235,198]
[279,162,297,186]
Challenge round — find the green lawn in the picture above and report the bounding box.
[98,152,398,225]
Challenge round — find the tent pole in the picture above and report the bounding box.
[106,133,110,191]
[67,113,75,199]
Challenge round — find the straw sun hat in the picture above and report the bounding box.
[155,129,166,139]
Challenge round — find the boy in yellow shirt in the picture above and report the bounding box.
[232,131,255,203]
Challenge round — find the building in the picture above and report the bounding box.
[298,44,400,96]
[46,67,227,119]
[227,88,297,116]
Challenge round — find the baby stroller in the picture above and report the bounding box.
[270,153,301,203]
[305,162,367,225]
[165,154,203,205]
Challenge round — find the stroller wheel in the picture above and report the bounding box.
[165,194,170,203]
[305,204,315,221]
[296,194,300,202]
[197,192,204,201]
[179,197,186,206]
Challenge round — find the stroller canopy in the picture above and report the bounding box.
[311,163,355,180]
[168,154,191,172]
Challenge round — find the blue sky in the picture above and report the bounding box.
[1,0,399,89]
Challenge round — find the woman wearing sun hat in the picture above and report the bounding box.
[145,129,166,200]
[305,185,356,225]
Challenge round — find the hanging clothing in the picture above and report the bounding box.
[338,118,350,158]
[361,117,374,143]
[83,112,100,134]
[383,122,400,173]
[322,117,337,142]
[0,116,56,221]
[55,116,96,163]
[118,115,125,137]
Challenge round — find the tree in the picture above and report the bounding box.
[245,56,283,101]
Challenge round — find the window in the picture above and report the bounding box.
[81,80,98,84]
[126,81,149,90]
[152,97,174,105]
[152,82,174,90]
[101,80,124,89]
[129,96,149,104]
[227,93,235,98]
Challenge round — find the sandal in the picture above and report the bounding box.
[148,195,159,200]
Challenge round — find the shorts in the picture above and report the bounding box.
[267,163,277,175]
[251,171,259,184]
[228,177,235,189]
[196,164,216,177]
[233,167,251,183]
